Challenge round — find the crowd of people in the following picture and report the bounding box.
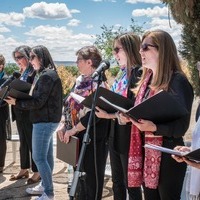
[0,29,199,200]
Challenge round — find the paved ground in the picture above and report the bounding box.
[0,140,113,200]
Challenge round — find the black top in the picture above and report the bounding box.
[110,66,142,154]
[16,69,63,123]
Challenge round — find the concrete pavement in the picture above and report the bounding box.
[0,139,113,200]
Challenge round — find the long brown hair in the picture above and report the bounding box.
[139,30,185,91]
[113,32,142,78]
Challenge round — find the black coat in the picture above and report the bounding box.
[16,69,63,123]
[0,73,10,140]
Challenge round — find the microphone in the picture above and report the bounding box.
[0,71,21,89]
[91,60,110,79]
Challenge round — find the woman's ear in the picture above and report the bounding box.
[86,59,93,66]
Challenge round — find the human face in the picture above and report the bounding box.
[29,53,41,71]
[0,64,4,72]
[76,56,94,76]
[139,37,159,73]
[113,41,127,67]
[14,52,28,72]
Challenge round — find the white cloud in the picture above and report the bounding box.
[0,25,10,33]
[23,25,95,61]
[126,0,161,4]
[67,19,81,27]
[86,24,94,29]
[23,2,72,19]
[70,9,80,14]
[132,6,168,17]
[0,12,25,27]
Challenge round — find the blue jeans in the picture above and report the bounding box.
[32,122,58,197]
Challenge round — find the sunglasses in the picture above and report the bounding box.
[30,55,36,61]
[113,47,123,54]
[14,56,24,61]
[141,43,158,51]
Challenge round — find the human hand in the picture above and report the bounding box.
[171,146,191,163]
[118,113,131,125]
[183,158,200,169]
[130,118,157,132]
[95,106,109,118]
[63,128,77,143]
[57,125,65,142]
[4,96,16,105]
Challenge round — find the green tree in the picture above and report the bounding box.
[94,18,144,60]
[4,63,19,76]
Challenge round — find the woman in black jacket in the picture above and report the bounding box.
[10,45,39,184]
[0,54,10,173]
[6,45,63,200]
[95,32,143,200]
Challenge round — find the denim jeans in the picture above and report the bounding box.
[32,122,58,198]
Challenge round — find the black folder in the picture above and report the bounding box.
[0,79,32,100]
[56,135,79,167]
[71,87,189,124]
[70,87,134,113]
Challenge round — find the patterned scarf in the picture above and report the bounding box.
[20,65,33,82]
[111,66,128,97]
[64,75,109,128]
[128,69,163,189]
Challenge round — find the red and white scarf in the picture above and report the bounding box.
[127,69,163,189]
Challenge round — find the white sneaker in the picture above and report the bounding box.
[35,193,54,200]
[26,184,44,195]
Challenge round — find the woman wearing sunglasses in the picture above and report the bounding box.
[119,30,194,200]
[9,45,40,184]
[6,45,63,200]
[95,32,143,200]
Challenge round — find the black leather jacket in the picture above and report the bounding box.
[16,69,63,123]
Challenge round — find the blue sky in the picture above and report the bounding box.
[0,0,182,62]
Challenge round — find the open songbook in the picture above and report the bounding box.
[144,143,200,162]
[70,87,189,123]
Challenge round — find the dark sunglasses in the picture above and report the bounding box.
[30,55,36,61]
[14,56,24,61]
[141,43,158,51]
[113,47,123,54]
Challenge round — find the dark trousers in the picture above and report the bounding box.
[0,139,7,167]
[16,119,38,172]
[109,137,142,200]
[76,137,109,200]
[143,151,186,200]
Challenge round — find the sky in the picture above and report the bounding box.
[0,0,182,63]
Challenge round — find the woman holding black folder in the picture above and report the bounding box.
[119,30,194,200]
[95,32,143,200]
[9,45,40,184]
[57,45,111,200]
[6,45,63,200]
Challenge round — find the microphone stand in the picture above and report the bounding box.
[69,72,103,200]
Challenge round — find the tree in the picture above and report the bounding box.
[94,18,144,61]
[161,0,200,95]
